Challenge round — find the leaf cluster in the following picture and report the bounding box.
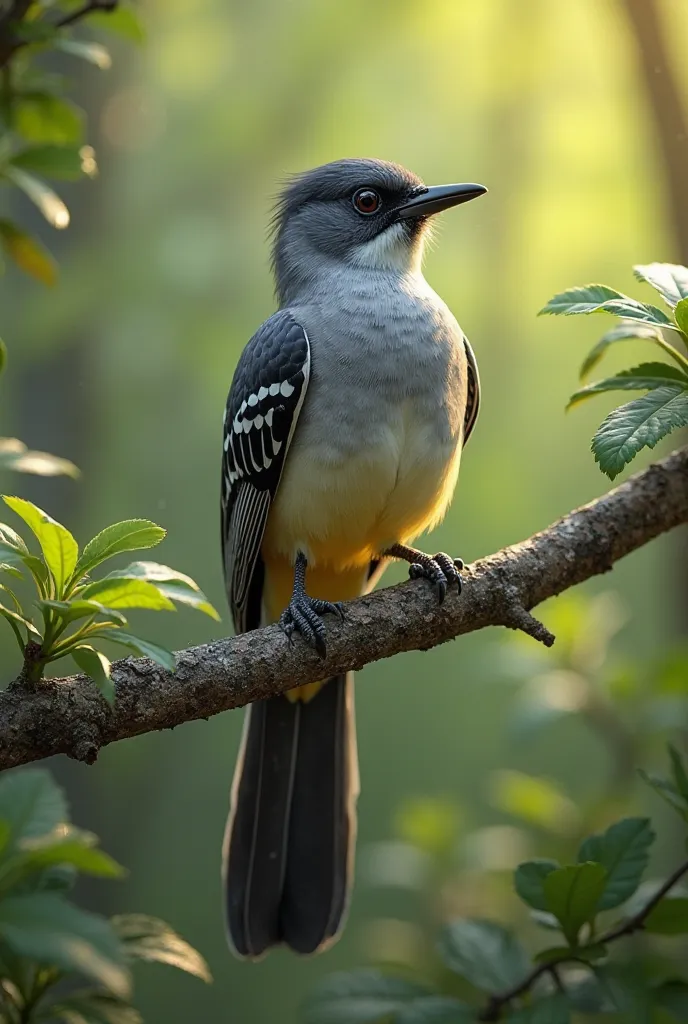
[0,496,218,701]
[307,747,688,1023]
[0,768,210,1024]
[0,0,143,285]
[540,263,688,479]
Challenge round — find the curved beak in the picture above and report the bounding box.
[395,182,488,220]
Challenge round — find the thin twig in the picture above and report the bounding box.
[55,0,118,30]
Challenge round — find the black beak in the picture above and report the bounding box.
[395,182,488,220]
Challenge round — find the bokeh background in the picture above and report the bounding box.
[2,0,688,1020]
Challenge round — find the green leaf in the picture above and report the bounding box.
[103,562,220,620]
[577,817,655,910]
[9,144,87,181]
[73,646,114,704]
[633,263,688,308]
[0,522,28,554]
[91,630,175,672]
[75,520,166,579]
[17,825,124,879]
[111,915,211,982]
[0,437,78,476]
[591,385,688,480]
[638,768,688,821]
[676,298,688,336]
[0,769,67,855]
[2,166,70,229]
[87,6,146,43]
[653,980,688,1021]
[514,859,559,911]
[668,745,688,803]
[644,896,688,934]
[533,943,606,965]
[580,322,669,378]
[53,38,112,69]
[48,991,142,1024]
[539,284,675,329]
[507,993,571,1023]
[490,770,577,833]
[542,862,608,946]
[14,93,84,145]
[0,220,57,285]
[37,599,127,627]
[304,970,473,1024]
[0,599,41,641]
[0,893,129,998]
[567,362,688,409]
[438,919,530,992]
[4,496,78,596]
[78,578,175,612]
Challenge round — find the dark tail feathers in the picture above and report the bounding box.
[222,674,358,958]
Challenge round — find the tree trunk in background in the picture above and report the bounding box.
[620,0,688,632]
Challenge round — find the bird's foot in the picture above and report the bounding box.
[384,544,464,604]
[279,571,344,658]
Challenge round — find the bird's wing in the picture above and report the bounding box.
[462,334,480,445]
[221,310,311,634]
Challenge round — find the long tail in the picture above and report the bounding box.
[222,673,358,958]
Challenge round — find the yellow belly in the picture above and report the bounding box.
[261,400,463,595]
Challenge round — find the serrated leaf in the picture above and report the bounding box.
[91,630,175,672]
[111,915,210,982]
[676,298,688,336]
[0,220,57,285]
[75,521,166,579]
[78,578,175,612]
[2,166,70,228]
[633,263,688,308]
[591,385,688,479]
[514,859,559,911]
[15,93,84,145]
[73,646,113,704]
[539,284,675,329]
[9,144,86,181]
[439,919,529,992]
[0,893,129,998]
[54,38,112,69]
[644,896,688,934]
[49,991,142,1024]
[37,599,127,627]
[577,818,654,910]
[507,993,571,1023]
[0,769,67,856]
[580,322,668,379]
[542,863,607,946]
[567,362,688,408]
[4,496,78,596]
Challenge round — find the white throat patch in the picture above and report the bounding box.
[349,222,423,274]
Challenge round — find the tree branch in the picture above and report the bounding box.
[0,446,686,772]
[478,854,688,1020]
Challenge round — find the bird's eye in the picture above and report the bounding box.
[352,188,381,215]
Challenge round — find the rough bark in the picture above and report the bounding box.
[1,446,687,772]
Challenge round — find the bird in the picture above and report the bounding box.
[220,158,486,959]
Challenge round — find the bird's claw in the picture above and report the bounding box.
[279,595,343,657]
[408,551,463,604]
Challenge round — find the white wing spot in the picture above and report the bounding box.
[258,386,269,400]
[265,408,274,427]
[224,434,230,451]
[280,380,295,397]
[242,418,252,433]
[233,419,242,434]
[269,383,280,396]
[254,414,263,429]
[248,393,259,407]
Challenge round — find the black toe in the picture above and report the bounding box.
[279,593,340,657]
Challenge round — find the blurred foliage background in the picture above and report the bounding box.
[2,0,688,1020]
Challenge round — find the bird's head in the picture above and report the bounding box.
[271,158,486,304]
